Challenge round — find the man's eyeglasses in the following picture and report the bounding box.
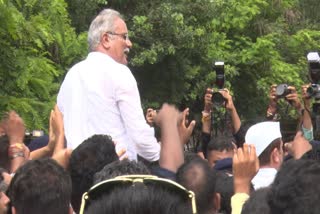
[106,31,130,41]
[79,174,197,214]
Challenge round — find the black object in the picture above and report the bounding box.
[211,92,226,107]
[276,84,291,98]
[214,61,225,89]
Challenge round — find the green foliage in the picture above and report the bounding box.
[0,0,87,130]
[2,0,320,131]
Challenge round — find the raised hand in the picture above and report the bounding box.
[178,108,196,145]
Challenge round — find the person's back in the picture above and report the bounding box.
[7,158,72,214]
[57,8,160,161]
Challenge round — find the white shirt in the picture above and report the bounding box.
[252,167,277,190]
[57,52,160,161]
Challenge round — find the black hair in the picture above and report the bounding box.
[69,134,118,213]
[176,158,217,214]
[207,136,235,153]
[8,158,71,214]
[85,180,193,214]
[215,171,233,214]
[0,136,10,170]
[242,187,271,214]
[268,159,320,214]
[94,159,150,184]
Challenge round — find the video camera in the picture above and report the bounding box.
[211,61,226,107]
[306,52,320,99]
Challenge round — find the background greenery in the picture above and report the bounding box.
[1,0,320,132]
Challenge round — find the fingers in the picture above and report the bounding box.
[186,120,196,136]
[284,142,292,154]
[117,148,126,158]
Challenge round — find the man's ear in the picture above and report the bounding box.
[271,147,281,166]
[213,192,221,212]
[101,33,111,50]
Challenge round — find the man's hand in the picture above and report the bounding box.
[269,84,278,107]
[154,104,180,127]
[3,111,26,144]
[154,103,184,173]
[178,108,196,145]
[233,144,259,194]
[285,131,312,160]
[301,84,311,111]
[145,108,157,126]
[48,105,65,155]
[219,88,235,111]
[204,88,213,112]
[285,86,303,111]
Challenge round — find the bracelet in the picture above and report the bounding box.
[9,152,25,159]
[8,143,25,157]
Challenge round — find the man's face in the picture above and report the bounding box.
[107,18,132,65]
[207,149,234,168]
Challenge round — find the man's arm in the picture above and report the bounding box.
[116,67,160,161]
[232,144,259,214]
[3,111,28,173]
[154,104,184,173]
[30,105,65,159]
[266,84,279,121]
[286,85,313,140]
[220,88,241,134]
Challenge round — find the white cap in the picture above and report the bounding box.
[245,121,282,156]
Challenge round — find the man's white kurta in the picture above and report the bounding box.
[57,52,160,161]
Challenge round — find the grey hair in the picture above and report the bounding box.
[88,9,123,51]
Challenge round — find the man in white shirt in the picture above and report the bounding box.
[57,9,160,161]
[245,121,284,189]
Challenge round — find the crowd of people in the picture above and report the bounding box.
[1,8,320,214]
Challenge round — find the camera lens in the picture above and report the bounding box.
[276,84,289,98]
[307,84,320,99]
[211,92,225,106]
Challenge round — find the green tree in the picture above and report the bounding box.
[0,0,87,130]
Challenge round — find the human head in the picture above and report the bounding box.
[207,136,234,168]
[69,134,118,213]
[83,175,194,214]
[176,158,220,214]
[242,187,271,214]
[245,121,283,169]
[268,159,320,214]
[94,159,150,184]
[88,8,132,65]
[8,158,71,214]
[0,168,10,214]
[214,171,233,214]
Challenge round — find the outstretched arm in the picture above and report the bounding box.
[154,104,184,173]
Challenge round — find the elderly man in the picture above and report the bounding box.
[57,9,160,161]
